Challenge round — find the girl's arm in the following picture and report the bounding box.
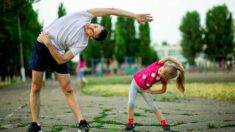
[145,84,167,94]
[158,57,179,65]
[158,57,184,72]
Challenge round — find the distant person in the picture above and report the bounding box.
[27,8,153,132]
[75,55,88,88]
[125,57,185,132]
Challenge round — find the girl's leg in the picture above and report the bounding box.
[76,71,82,88]
[81,70,88,84]
[140,92,167,124]
[127,80,138,124]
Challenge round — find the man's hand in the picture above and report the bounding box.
[135,14,153,24]
[37,32,52,46]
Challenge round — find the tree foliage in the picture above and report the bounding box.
[100,16,114,58]
[125,18,137,56]
[57,2,66,18]
[114,17,127,63]
[138,23,157,65]
[0,0,41,81]
[179,11,203,65]
[204,4,234,61]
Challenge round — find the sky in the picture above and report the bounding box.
[33,0,235,45]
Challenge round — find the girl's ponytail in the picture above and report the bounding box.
[176,70,185,93]
[165,65,185,93]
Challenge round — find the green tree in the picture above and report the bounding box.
[162,41,168,46]
[100,16,114,58]
[234,19,235,54]
[21,2,42,66]
[114,17,126,63]
[125,18,136,56]
[204,4,234,61]
[138,23,157,65]
[57,2,66,18]
[179,11,203,65]
[0,0,41,81]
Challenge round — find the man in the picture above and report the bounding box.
[28,8,153,132]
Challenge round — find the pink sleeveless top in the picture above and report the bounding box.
[133,61,167,90]
[78,61,86,70]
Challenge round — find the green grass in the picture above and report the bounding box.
[88,75,132,85]
[0,81,14,88]
[82,76,235,103]
[0,80,30,88]
[168,82,235,103]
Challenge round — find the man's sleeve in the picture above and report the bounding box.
[70,46,86,57]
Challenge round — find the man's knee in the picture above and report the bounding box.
[64,87,73,94]
[31,80,43,93]
[61,82,73,94]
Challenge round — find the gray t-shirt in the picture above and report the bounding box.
[43,10,94,56]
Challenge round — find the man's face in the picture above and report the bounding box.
[85,23,104,39]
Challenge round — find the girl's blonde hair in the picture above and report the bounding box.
[164,65,185,93]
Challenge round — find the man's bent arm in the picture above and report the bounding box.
[45,43,74,64]
[37,32,74,64]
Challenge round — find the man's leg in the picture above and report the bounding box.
[30,71,44,123]
[55,72,83,122]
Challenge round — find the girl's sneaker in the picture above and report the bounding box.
[27,122,42,132]
[162,124,172,132]
[125,123,135,132]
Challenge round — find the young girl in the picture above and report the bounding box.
[125,57,185,132]
[75,55,88,88]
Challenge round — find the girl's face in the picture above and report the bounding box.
[158,65,171,80]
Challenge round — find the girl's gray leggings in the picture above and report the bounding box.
[128,79,158,113]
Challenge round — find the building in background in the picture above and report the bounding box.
[152,43,186,63]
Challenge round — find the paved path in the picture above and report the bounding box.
[0,80,235,132]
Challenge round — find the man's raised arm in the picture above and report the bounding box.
[87,8,153,24]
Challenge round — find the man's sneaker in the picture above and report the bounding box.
[27,122,42,132]
[162,124,172,132]
[125,123,135,132]
[78,120,91,132]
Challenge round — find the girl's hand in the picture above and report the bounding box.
[135,14,153,24]
[144,89,152,94]
[37,32,52,46]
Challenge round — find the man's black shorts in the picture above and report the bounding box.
[29,41,68,74]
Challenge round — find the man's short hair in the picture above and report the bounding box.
[95,28,108,41]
